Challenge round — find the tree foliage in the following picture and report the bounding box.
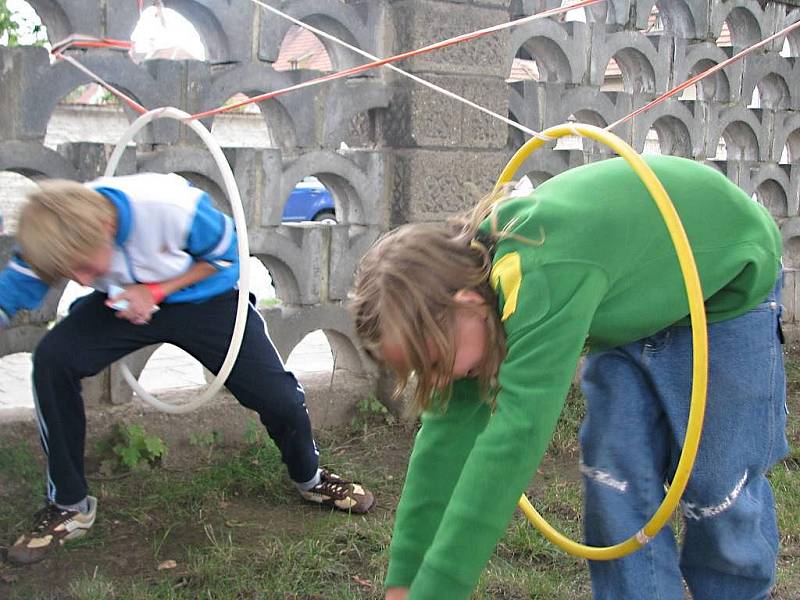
[0,0,46,47]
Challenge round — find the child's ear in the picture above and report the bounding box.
[453,289,485,306]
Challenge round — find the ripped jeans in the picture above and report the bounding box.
[579,280,788,600]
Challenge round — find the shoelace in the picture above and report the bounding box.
[315,474,351,498]
[31,505,70,532]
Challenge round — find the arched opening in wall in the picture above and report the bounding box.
[643,128,661,155]
[748,85,762,109]
[274,26,332,72]
[0,171,38,234]
[781,129,800,164]
[0,0,48,47]
[714,136,727,160]
[513,39,570,83]
[45,84,128,150]
[716,21,732,48]
[606,49,656,94]
[508,54,540,83]
[284,172,365,225]
[283,176,337,224]
[718,10,761,50]
[650,116,692,156]
[753,180,788,222]
[0,353,34,414]
[130,5,206,62]
[719,123,759,161]
[679,59,730,102]
[555,115,582,151]
[640,5,664,35]
[286,331,334,380]
[555,111,609,156]
[250,256,279,308]
[211,93,275,148]
[601,58,623,92]
[751,75,791,111]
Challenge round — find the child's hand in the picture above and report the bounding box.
[106,285,159,325]
[385,588,409,600]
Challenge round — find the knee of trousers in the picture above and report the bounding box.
[33,329,79,375]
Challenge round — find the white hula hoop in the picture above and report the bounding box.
[104,107,251,414]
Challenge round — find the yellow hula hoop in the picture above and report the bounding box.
[497,123,709,561]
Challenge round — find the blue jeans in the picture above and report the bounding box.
[579,280,788,600]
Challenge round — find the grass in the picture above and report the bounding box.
[1,351,800,599]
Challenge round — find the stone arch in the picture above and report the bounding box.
[711,1,765,49]
[0,141,79,180]
[774,114,800,165]
[200,65,316,149]
[280,151,375,226]
[252,252,302,306]
[631,101,698,157]
[321,79,391,147]
[27,56,166,143]
[266,304,370,375]
[707,107,763,161]
[591,32,668,93]
[259,0,377,72]
[544,87,621,130]
[750,164,791,219]
[741,56,795,111]
[677,42,742,103]
[648,0,705,39]
[508,19,587,84]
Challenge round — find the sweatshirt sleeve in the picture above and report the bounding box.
[185,193,238,270]
[0,251,51,326]
[408,261,608,599]
[385,378,490,588]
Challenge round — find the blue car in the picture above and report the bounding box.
[282,176,337,223]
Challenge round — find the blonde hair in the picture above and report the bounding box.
[352,184,530,414]
[17,180,115,284]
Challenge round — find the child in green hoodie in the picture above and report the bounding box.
[352,156,787,600]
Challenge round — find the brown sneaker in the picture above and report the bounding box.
[6,497,97,565]
[299,469,374,514]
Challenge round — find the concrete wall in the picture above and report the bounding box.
[1,0,799,419]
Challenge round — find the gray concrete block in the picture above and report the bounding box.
[380,74,509,148]
[390,1,510,76]
[388,148,509,222]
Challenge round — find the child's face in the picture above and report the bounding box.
[382,290,488,386]
[70,240,113,286]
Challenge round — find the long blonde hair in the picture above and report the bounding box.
[17,180,115,284]
[352,184,525,414]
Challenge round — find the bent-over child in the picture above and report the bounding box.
[0,173,373,566]
[352,155,787,600]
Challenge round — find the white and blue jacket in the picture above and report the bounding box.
[0,173,240,327]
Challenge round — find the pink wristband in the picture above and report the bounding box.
[144,282,166,304]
